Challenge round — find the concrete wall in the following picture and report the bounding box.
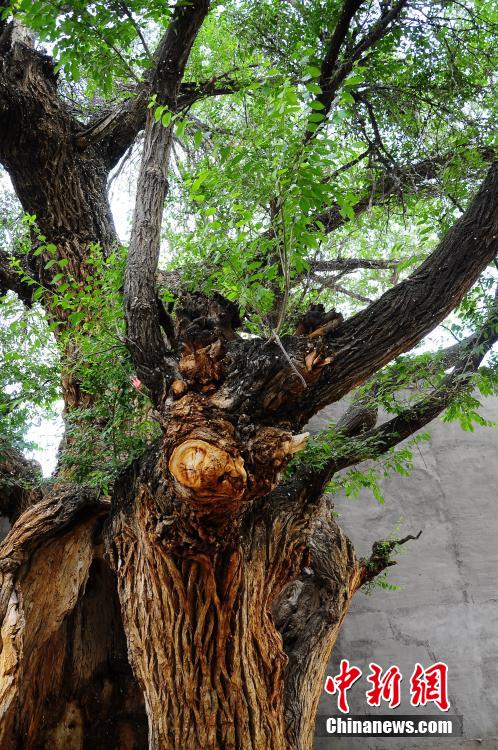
[312,397,498,749]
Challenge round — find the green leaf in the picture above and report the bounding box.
[69,311,86,326]
[305,65,321,78]
[175,120,187,138]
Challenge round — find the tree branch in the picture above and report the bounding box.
[272,284,498,747]
[360,530,422,586]
[213,163,497,424]
[0,444,43,522]
[314,149,495,234]
[85,67,255,168]
[273,501,363,749]
[311,258,400,273]
[0,484,107,576]
[325,287,498,479]
[123,0,210,403]
[312,0,366,116]
[322,280,373,303]
[277,161,498,424]
[311,0,409,128]
[0,247,38,306]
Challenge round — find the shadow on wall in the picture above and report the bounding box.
[312,397,498,750]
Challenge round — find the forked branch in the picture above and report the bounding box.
[275,161,498,424]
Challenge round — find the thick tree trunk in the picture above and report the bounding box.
[108,490,287,750]
[99,398,365,750]
[0,476,358,750]
[0,488,148,749]
[104,425,293,750]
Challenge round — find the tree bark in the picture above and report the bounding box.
[1,5,498,750]
[108,489,288,750]
[0,487,148,750]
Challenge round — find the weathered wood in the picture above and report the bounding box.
[0,487,147,749]
[1,2,498,749]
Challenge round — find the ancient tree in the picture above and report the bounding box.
[0,0,497,748]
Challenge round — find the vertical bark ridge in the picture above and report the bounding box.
[273,500,363,750]
[108,487,289,750]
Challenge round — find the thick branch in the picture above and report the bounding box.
[314,149,495,234]
[313,0,366,118]
[124,0,210,403]
[280,161,498,423]
[327,288,498,478]
[0,485,108,579]
[272,292,498,746]
[211,163,498,426]
[313,1,409,124]
[273,502,363,750]
[87,66,250,168]
[0,444,42,522]
[275,501,422,749]
[0,487,145,750]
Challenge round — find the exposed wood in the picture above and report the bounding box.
[0,486,147,749]
[169,438,247,500]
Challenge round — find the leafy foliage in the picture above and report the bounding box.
[289,417,431,505]
[158,1,496,318]
[1,0,497,480]
[5,0,169,95]
[1,220,159,484]
[45,244,160,487]
[0,292,60,451]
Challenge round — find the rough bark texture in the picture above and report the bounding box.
[0,34,117,275]
[108,486,288,750]
[123,0,211,403]
[0,445,43,521]
[1,2,498,748]
[0,487,147,749]
[274,501,363,750]
[0,20,117,409]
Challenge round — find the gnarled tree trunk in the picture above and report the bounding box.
[0,488,148,750]
[1,2,498,749]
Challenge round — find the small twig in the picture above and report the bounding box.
[119,1,153,60]
[267,329,307,388]
[396,529,423,545]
